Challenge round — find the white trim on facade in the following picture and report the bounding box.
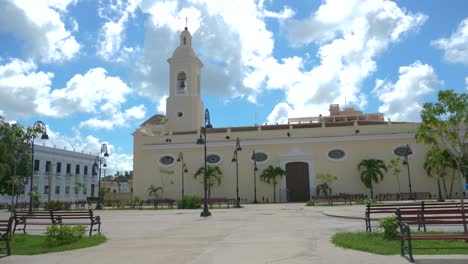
[141,133,416,151]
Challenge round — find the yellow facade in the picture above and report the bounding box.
[132,29,465,202]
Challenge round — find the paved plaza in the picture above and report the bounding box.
[1,203,467,264]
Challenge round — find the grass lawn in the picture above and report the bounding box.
[0,234,106,255]
[332,232,468,255]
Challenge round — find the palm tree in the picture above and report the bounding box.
[357,159,387,199]
[259,165,286,203]
[315,172,337,197]
[147,184,163,200]
[387,157,402,195]
[424,147,447,202]
[194,165,223,200]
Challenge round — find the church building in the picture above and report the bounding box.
[132,28,461,203]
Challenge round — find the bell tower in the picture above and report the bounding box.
[166,27,204,132]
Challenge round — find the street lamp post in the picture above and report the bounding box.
[196,108,212,217]
[231,137,242,208]
[252,150,258,204]
[177,152,188,200]
[28,121,49,213]
[94,144,109,209]
[403,144,413,200]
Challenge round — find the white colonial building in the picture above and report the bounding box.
[1,144,99,204]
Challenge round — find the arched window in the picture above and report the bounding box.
[177,72,187,94]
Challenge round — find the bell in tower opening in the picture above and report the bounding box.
[177,72,187,94]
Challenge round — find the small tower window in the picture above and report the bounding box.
[183,37,186,45]
[177,72,187,94]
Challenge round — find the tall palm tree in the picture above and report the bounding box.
[357,159,387,199]
[194,165,223,200]
[424,147,447,202]
[259,165,286,203]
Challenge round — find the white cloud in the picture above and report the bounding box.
[373,61,440,121]
[432,18,468,65]
[97,0,141,61]
[37,127,133,173]
[0,59,54,118]
[50,68,132,116]
[0,0,80,62]
[266,102,293,124]
[0,59,147,129]
[79,104,147,130]
[262,0,427,121]
[156,96,167,114]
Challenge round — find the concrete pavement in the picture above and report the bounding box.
[1,203,467,264]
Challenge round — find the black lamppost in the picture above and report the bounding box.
[94,144,109,209]
[28,121,49,213]
[252,150,258,204]
[231,137,242,208]
[403,144,413,200]
[177,152,188,200]
[196,108,212,217]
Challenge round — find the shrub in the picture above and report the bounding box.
[354,198,379,205]
[45,224,86,246]
[177,195,202,209]
[306,200,315,206]
[45,201,69,211]
[379,216,399,240]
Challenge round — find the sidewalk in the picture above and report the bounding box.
[1,204,467,264]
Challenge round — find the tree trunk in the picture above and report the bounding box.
[449,170,455,199]
[273,182,276,203]
[370,185,374,200]
[442,177,449,199]
[437,178,444,202]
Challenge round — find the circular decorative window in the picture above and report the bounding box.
[394,146,412,157]
[159,155,175,167]
[252,152,268,162]
[206,154,221,164]
[328,149,345,160]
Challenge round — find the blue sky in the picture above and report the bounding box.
[0,0,467,173]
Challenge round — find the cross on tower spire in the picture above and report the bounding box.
[185,16,188,30]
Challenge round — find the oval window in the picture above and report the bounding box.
[328,149,345,160]
[206,154,221,164]
[252,152,268,162]
[394,146,412,157]
[159,155,175,166]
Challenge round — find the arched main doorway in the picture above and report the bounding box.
[285,162,310,202]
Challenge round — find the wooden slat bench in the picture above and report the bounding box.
[154,199,175,208]
[13,210,101,236]
[13,210,54,234]
[204,198,234,207]
[51,210,101,236]
[311,195,352,206]
[365,201,461,232]
[396,207,468,262]
[0,217,13,256]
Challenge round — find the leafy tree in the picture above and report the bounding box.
[357,159,387,199]
[416,89,467,232]
[259,165,286,203]
[194,165,223,200]
[315,172,337,196]
[74,180,85,196]
[147,184,163,200]
[387,157,402,194]
[423,147,447,202]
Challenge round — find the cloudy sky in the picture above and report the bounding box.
[0,0,467,173]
